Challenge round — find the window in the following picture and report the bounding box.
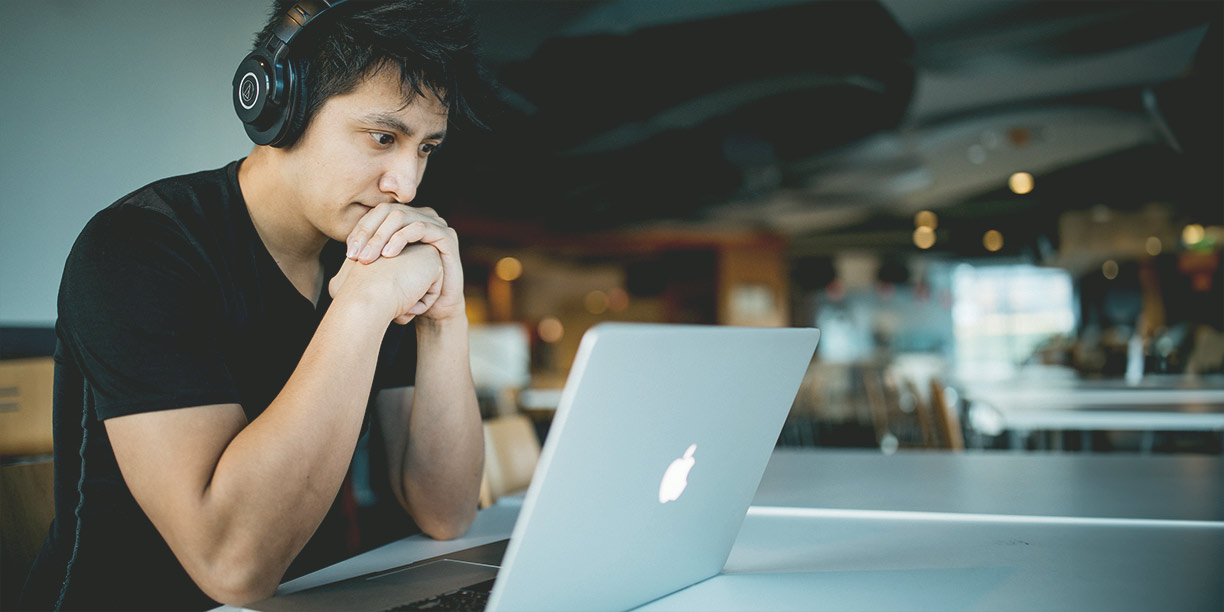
[952,264,1076,380]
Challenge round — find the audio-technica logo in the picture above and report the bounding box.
[239,72,259,109]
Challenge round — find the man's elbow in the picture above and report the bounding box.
[192,558,281,607]
[418,508,477,541]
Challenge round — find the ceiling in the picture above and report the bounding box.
[424,0,1222,256]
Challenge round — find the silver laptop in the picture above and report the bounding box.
[248,323,819,612]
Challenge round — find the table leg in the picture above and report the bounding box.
[1140,431,1155,454]
[1008,429,1027,452]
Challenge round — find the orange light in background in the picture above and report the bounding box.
[1102,260,1119,280]
[1182,224,1205,246]
[1008,172,1034,195]
[538,317,564,343]
[1145,236,1162,256]
[1007,127,1032,147]
[607,288,630,312]
[494,256,523,282]
[983,230,1004,252]
[584,290,609,315]
[913,226,936,249]
[914,210,938,229]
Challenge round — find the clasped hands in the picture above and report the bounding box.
[327,203,464,325]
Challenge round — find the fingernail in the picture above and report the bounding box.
[381,244,395,257]
[360,245,375,261]
[346,242,357,258]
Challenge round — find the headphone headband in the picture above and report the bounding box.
[233,0,351,147]
[272,0,347,51]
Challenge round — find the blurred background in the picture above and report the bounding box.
[2,0,1222,457]
[2,2,1222,597]
[434,0,1224,455]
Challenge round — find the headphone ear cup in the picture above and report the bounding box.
[235,50,293,146]
[274,58,311,148]
[233,53,274,127]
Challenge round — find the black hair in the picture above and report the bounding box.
[253,0,487,145]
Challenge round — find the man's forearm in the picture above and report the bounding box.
[192,296,394,600]
[402,315,483,539]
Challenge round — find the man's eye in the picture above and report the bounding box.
[371,132,395,146]
[420,143,440,155]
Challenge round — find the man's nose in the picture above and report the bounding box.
[378,156,420,203]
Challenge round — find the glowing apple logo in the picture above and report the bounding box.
[658,444,697,504]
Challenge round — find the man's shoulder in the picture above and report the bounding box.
[107,160,242,222]
[76,161,244,249]
[65,161,248,284]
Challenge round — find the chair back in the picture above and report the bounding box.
[903,378,937,448]
[0,358,55,457]
[480,414,541,507]
[930,379,965,450]
[1,458,55,609]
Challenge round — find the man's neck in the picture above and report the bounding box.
[238,148,329,304]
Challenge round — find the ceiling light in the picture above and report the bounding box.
[1102,260,1119,280]
[1183,224,1205,246]
[538,317,564,343]
[913,226,936,250]
[585,290,609,315]
[914,210,938,229]
[983,230,1004,252]
[1145,237,1162,256]
[494,257,523,282]
[1008,172,1034,195]
[607,288,630,312]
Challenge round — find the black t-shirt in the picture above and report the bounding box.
[22,160,418,611]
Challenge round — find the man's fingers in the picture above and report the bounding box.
[346,205,394,258]
[407,278,442,315]
[350,205,450,263]
[371,222,456,262]
[380,222,431,258]
[417,226,459,256]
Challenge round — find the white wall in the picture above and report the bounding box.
[0,0,269,325]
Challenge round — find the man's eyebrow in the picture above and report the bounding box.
[361,111,447,141]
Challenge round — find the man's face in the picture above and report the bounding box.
[279,68,448,243]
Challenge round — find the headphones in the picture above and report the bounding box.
[233,0,350,147]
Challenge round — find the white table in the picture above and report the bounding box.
[639,509,1224,611]
[960,377,1224,451]
[226,449,1224,611]
[237,500,1223,612]
[753,448,1224,523]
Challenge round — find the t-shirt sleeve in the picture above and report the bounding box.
[58,206,239,421]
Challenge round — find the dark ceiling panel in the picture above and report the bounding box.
[426,0,916,231]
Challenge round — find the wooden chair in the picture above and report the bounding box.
[862,366,929,451]
[479,414,541,508]
[1,458,55,610]
[929,379,965,451]
[0,358,55,457]
[903,378,938,448]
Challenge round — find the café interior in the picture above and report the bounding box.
[1,1,1222,610]
[433,0,1224,454]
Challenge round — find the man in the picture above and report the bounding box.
[21,1,486,609]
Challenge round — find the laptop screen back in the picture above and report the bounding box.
[488,323,820,611]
